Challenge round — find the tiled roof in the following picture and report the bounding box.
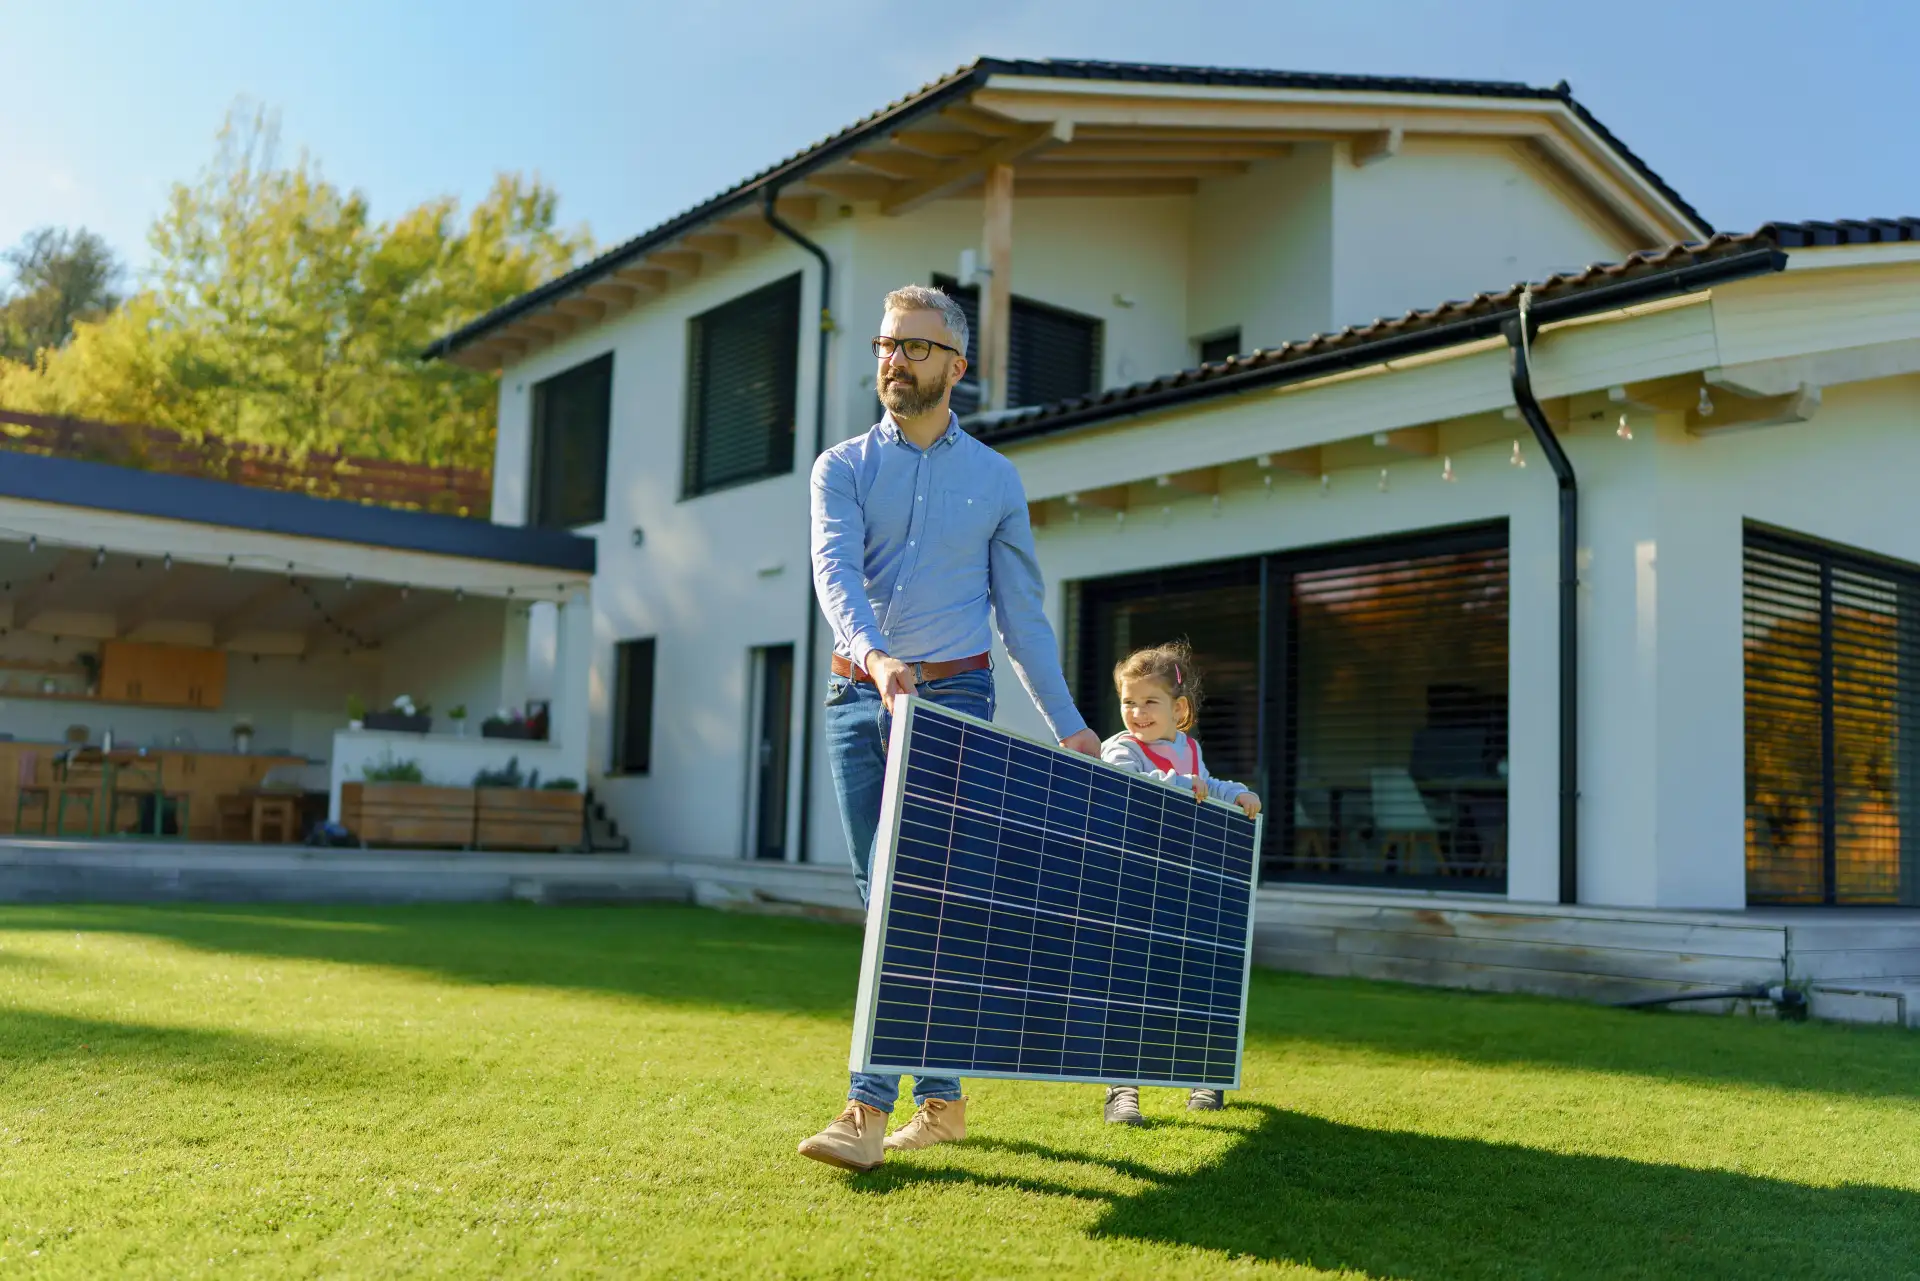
[971,226,1846,446]
[425,58,1706,360]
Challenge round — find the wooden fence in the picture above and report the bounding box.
[0,408,493,518]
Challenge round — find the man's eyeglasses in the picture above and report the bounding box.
[871,335,962,362]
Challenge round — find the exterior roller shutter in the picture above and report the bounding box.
[530,352,613,529]
[684,274,801,497]
[932,277,1101,414]
[1745,528,1920,905]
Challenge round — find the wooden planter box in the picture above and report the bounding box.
[474,788,584,852]
[340,782,474,848]
[363,711,432,733]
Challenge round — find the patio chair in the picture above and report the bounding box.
[14,751,53,834]
[1370,767,1443,875]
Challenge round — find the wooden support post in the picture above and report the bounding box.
[981,164,1014,412]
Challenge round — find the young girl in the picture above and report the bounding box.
[1098,640,1261,1126]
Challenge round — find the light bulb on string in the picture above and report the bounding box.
[1378,468,1390,493]
[455,588,465,602]
[92,547,105,569]
[1319,473,1331,497]
[1210,494,1221,517]
[1697,385,1714,417]
[1617,412,1633,441]
[1510,440,1527,468]
[1442,456,1456,482]
[162,554,171,571]
[1115,510,1126,526]
[26,535,36,553]
[343,574,353,591]
[1262,474,1274,498]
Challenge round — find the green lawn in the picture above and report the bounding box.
[1,903,1917,1279]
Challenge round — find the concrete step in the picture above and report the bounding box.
[1807,977,1920,1029]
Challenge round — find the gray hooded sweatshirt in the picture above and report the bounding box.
[1099,730,1250,808]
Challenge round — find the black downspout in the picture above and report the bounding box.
[764,188,833,865]
[1504,288,1580,906]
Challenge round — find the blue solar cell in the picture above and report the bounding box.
[852,698,1259,1090]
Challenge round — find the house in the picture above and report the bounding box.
[429,59,1920,1013]
[0,439,597,847]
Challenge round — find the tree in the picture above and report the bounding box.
[0,104,590,470]
[0,226,124,363]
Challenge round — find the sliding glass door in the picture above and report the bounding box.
[1072,523,1510,891]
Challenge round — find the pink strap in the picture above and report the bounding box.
[1130,734,1201,778]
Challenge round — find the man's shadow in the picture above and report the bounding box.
[853,1105,1920,1279]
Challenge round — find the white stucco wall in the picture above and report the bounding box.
[1188,145,1335,353]
[1330,139,1637,333]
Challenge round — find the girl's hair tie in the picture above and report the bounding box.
[1174,663,1183,686]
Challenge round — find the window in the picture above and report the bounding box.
[1197,329,1241,365]
[1072,524,1510,891]
[1745,527,1920,905]
[611,637,657,775]
[931,276,1102,414]
[529,353,613,528]
[684,274,802,497]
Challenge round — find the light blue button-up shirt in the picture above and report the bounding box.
[809,412,1088,740]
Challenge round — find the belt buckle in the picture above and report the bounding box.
[912,661,925,685]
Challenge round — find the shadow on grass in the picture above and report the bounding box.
[1243,967,1920,1102]
[859,1106,1920,1280]
[5,902,1919,1104]
[0,1006,371,1087]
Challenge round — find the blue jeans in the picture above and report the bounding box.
[825,666,995,1112]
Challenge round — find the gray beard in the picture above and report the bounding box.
[879,374,946,420]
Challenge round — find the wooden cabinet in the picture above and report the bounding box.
[98,642,226,709]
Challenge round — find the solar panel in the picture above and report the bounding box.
[849,696,1262,1090]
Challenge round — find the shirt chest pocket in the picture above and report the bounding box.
[934,490,999,549]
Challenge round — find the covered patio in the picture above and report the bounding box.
[0,448,594,848]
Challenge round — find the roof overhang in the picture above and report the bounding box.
[0,449,595,596]
[425,58,1710,373]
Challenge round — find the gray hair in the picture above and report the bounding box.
[882,284,970,357]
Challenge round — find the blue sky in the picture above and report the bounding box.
[2,0,1914,282]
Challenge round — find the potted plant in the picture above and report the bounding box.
[346,693,366,730]
[448,704,468,736]
[77,650,101,696]
[231,715,254,755]
[481,707,530,740]
[364,694,432,734]
[340,751,473,848]
[472,756,586,852]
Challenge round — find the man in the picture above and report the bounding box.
[798,284,1101,1172]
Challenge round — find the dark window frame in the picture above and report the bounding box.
[528,352,614,530]
[1197,328,1242,366]
[1744,522,1920,906]
[611,636,658,776]
[682,273,803,500]
[931,275,1103,413]
[1070,520,1510,893]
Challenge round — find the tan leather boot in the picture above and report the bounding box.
[882,1096,967,1151]
[797,1102,888,1172]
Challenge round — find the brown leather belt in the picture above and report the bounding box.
[832,651,990,684]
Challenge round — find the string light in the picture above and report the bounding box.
[1616,411,1633,441]
[26,535,36,553]
[1510,440,1527,468]
[1697,385,1714,417]
[162,553,172,571]
[1319,473,1331,496]
[1442,456,1456,482]
[1378,468,1390,493]
[91,548,105,569]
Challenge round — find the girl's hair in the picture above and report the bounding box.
[1113,639,1202,732]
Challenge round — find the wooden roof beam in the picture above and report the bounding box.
[116,570,197,638]
[1350,127,1404,166]
[891,128,995,157]
[680,233,739,264]
[214,576,304,647]
[1049,140,1294,162]
[881,119,1075,216]
[939,104,1027,137]
[804,173,898,202]
[646,250,704,278]
[1013,178,1199,199]
[846,149,943,180]
[1371,426,1437,457]
[713,212,776,246]
[1014,160,1249,181]
[1256,447,1323,478]
[612,265,670,291]
[1155,467,1219,497]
